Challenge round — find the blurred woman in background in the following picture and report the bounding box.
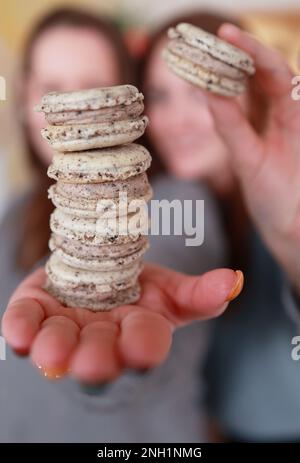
[139,11,300,442]
[0,7,235,443]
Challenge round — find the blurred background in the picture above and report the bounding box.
[0,0,299,220]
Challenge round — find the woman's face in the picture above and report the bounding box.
[24,25,120,166]
[144,38,232,181]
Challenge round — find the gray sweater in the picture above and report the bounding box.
[0,174,226,443]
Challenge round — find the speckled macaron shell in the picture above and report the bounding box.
[46,252,143,292]
[47,143,152,183]
[45,279,141,311]
[167,38,245,80]
[50,239,149,271]
[164,23,255,97]
[50,208,149,245]
[36,85,144,113]
[48,173,153,218]
[168,23,255,75]
[49,234,148,260]
[44,100,144,126]
[163,48,246,96]
[45,253,142,311]
[41,116,148,152]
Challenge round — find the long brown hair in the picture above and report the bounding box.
[138,11,268,269]
[17,7,134,270]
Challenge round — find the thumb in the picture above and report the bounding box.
[172,267,244,323]
[142,265,244,324]
[208,93,263,181]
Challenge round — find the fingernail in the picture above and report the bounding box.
[79,383,109,395]
[36,364,68,380]
[226,270,244,302]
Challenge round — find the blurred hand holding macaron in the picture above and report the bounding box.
[165,22,300,297]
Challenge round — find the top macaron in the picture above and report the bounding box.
[164,23,255,97]
[36,85,148,151]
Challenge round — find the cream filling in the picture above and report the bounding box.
[164,49,246,93]
[46,100,144,125]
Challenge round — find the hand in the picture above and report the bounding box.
[208,24,300,291]
[1,264,243,385]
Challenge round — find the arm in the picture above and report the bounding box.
[208,25,300,295]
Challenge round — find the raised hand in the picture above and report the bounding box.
[1,263,243,384]
[208,24,300,291]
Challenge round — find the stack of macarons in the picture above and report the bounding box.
[163,23,255,96]
[36,85,152,311]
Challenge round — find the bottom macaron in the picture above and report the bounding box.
[45,280,141,311]
[44,253,143,311]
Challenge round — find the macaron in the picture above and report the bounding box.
[36,85,144,118]
[47,143,152,183]
[45,253,142,311]
[49,234,148,260]
[46,280,141,311]
[50,208,149,246]
[49,235,149,271]
[48,173,153,218]
[163,23,255,97]
[36,85,148,151]
[41,116,148,152]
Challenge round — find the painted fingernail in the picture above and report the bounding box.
[226,270,244,302]
[36,364,69,380]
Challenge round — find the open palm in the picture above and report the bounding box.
[1,263,242,385]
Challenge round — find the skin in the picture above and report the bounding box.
[23,25,120,166]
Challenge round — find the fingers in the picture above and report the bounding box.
[31,315,79,379]
[1,298,45,355]
[208,93,263,179]
[171,268,243,322]
[119,309,173,369]
[219,23,293,98]
[142,264,243,325]
[2,267,61,354]
[9,267,60,311]
[70,321,121,384]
